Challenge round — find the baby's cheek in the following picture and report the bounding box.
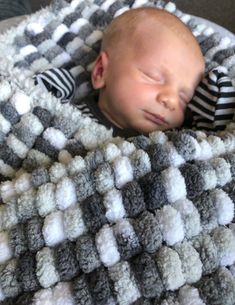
[174,112,185,127]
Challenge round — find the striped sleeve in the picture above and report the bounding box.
[34,67,76,103]
[188,66,235,130]
[34,67,98,122]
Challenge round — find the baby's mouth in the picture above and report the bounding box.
[143,110,169,126]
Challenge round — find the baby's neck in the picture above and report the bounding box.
[97,98,124,129]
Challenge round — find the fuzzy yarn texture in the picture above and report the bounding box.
[0,0,235,304]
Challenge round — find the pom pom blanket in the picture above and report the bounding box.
[0,0,235,304]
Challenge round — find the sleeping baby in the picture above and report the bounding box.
[35,7,205,137]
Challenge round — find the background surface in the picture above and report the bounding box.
[30,0,234,33]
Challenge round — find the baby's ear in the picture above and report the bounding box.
[91,51,109,89]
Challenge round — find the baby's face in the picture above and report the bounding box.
[93,23,205,134]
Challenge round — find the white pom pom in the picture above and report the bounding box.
[21,113,44,135]
[210,158,231,186]
[156,205,184,246]
[113,156,133,188]
[108,261,141,305]
[26,149,51,169]
[0,232,12,263]
[100,0,116,11]
[96,225,120,267]
[67,156,86,176]
[86,30,103,46]
[156,246,185,290]
[223,132,235,152]
[49,162,67,184]
[208,135,225,157]
[43,128,67,150]
[117,140,136,156]
[0,181,16,203]
[161,167,186,202]
[7,134,29,159]
[164,2,176,12]
[211,189,234,225]
[43,211,66,246]
[173,198,201,239]
[70,18,88,34]
[36,183,56,217]
[197,139,213,161]
[174,242,202,284]
[103,143,121,162]
[179,285,206,305]
[14,173,31,194]
[0,160,15,177]
[20,45,38,56]
[53,282,74,305]
[11,92,31,115]
[0,80,12,102]
[33,288,54,305]
[200,163,217,191]
[203,27,214,36]
[36,247,59,288]
[52,24,69,42]
[26,22,44,35]
[132,0,149,8]
[63,204,87,241]
[165,142,185,167]
[55,177,77,210]
[180,14,191,23]
[212,228,235,266]
[0,113,11,134]
[149,131,168,144]
[103,189,126,222]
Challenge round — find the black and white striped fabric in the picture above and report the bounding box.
[34,68,76,103]
[188,66,235,130]
[75,102,99,122]
[34,67,98,122]
[35,67,235,131]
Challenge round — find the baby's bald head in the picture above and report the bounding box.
[101,7,202,60]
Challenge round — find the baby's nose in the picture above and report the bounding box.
[157,89,177,111]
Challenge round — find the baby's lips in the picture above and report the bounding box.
[144,110,169,126]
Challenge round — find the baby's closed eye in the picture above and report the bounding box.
[139,68,164,84]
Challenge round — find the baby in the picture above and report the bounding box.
[36,7,205,137]
[91,7,205,135]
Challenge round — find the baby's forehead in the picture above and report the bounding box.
[104,11,191,47]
